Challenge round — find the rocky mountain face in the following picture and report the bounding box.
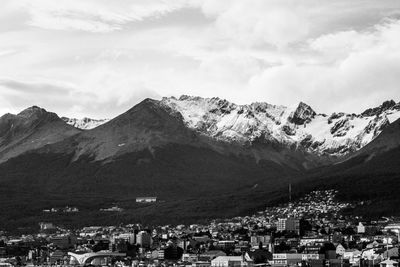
[161,96,400,156]
[361,100,400,117]
[62,117,109,130]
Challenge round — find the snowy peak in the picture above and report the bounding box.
[288,101,316,125]
[2,97,398,161]
[361,100,400,117]
[160,95,400,156]
[62,117,109,130]
[161,95,287,143]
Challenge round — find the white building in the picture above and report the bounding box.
[357,222,366,234]
[136,197,157,203]
[211,256,247,267]
[300,237,327,246]
[39,222,56,230]
[301,254,324,261]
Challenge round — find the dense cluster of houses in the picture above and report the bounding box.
[0,191,399,267]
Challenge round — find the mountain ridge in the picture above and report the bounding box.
[0,97,399,231]
[2,97,399,165]
[161,96,400,157]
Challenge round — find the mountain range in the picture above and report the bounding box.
[62,96,400,159]
[0,96,399,233]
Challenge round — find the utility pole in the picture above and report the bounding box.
[386,234,389,259]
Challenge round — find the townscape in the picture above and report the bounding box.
[1,191,400,267]
[2,1,400,267]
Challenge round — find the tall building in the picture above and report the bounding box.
[277,219,286,232]
[136,231,152,248]
[114,233,136,244]
[277,218,300,234]
[357,222,366,234]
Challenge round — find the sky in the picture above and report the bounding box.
[1,0,400,118]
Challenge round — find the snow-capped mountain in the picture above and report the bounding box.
[161,96,400,156]
[34,97,400,158]
[1,98,400,229]
[62,117,109,130]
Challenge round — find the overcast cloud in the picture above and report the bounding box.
[0,0,400,118]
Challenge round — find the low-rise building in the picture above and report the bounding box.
[136,197,157,203]
[211,256,247,267]
[272,253,303,266]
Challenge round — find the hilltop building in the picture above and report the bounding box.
[136,197,157,203]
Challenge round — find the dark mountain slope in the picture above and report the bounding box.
[40,98,322,170]
[0,106,81,163]
[0,100,317,232]
[288,118,400,218]
[71,98,199,161]
[0,143,298,233]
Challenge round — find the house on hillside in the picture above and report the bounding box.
[136,197,157,203]
[357,222,366,234]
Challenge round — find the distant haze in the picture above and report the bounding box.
[0,0,400,118]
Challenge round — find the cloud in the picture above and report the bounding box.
[19,0,192,32]
[247,19,400,113]
[206,0,310,48]
[0,79,71,95]
[0,77,158,119]
[0,49,18,57]
[0,0,400,118]
[199,0,400,48]
[0,78,75,115]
